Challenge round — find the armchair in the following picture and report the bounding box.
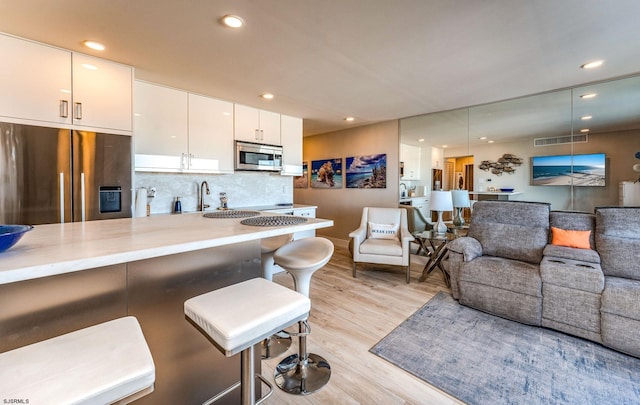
[349,207,414,283]
[401,205,433,255]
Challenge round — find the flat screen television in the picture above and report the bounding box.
[531,153,606,187]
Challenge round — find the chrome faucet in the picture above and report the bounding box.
[400,182,407,198]
[199,181,210,211]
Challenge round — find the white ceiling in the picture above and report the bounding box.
[1,0,640,136]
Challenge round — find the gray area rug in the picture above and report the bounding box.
[370,292,640,404]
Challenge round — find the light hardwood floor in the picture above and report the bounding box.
[262,243,464,405]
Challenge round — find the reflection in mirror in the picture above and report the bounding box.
[570,76,640,211]
[398,74,640,213]
[400,109,469,199]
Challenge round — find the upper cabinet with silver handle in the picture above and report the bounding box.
[134,81,235,174]
[0,33,132,134]
[234,104,281,146]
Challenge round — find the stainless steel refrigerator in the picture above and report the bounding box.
[1,122,132,225]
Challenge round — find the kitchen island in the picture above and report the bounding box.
[0,212,333,404]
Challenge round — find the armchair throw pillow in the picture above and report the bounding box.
[368,222,399,240]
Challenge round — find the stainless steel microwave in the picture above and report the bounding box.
[235,141,283,171]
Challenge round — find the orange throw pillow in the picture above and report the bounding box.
[551,227,591,250]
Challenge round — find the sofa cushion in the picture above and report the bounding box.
[595,207,640,280]
[551,227,591,249]
[459,256,542,297]
[601,277,640,320]
[550,210,596,249]
[359,238,402,256]
[542,244,600,264]
[540,256,604,293]
[469,201,550,264]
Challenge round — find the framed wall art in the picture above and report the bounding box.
[294,161,309,188]
[346,154,387,188]
[311,158,342,188]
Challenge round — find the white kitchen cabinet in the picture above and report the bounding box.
[280,114,303,176]
[0,34,72,126]
[71,53,133,132]
[0,33,132,133]
[134,81,235,173]
[188,93,234,173]
[401,143,421,180]
[234,104,281,145]
[134,81,188,171]
[293,207,316,239]
[410,197,430,218]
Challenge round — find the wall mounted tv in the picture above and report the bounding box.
[531,153,606,187]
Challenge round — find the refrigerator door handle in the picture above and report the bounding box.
[74,102,82,120]
[80,172,86,222]
[60,172,65,223]
[59,100,69,118]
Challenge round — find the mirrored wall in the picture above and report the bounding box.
[399,74,640,212]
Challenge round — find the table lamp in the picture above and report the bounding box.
[429,190,453,235]
[452,190,470,228]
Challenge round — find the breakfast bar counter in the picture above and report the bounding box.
[0,212,333,405]
[0,211,332,285]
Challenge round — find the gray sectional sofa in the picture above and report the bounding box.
[445,201,640,358]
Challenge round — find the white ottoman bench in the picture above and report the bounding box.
[0,316,155,404]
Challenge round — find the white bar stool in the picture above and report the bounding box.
[0,316,155,404]
[184,277,310,405]
[273,237,334,395]
[260,234,294,359]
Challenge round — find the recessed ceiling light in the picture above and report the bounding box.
[488,140,495,144]
[418,138,425,142]
[344,117,355,122]
[580,93,597,99]
[581,115,592,120]
[479,136,487,140]
[260,93,274,100]
[442,145,448,148]
[83,40,105,51]
[581,60,604,69]
[221,15,244,28]
[580,128,590,133]
[82,63,98,71]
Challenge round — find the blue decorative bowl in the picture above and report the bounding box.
[500,188,514,192]
[0,225,34,253]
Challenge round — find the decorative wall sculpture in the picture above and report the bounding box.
[479,153,523,175]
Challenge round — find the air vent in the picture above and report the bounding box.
[534,133,588,147]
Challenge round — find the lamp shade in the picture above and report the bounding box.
[451,190,470,208]
[429,190,453,212]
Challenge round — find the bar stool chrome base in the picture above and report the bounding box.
[274,352,331,395]
[261,330,291,359]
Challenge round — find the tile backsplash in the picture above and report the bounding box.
[134,172,293,215]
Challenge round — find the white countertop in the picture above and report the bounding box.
[0,212,333,285]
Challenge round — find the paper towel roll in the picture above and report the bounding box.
[135,187,147,217]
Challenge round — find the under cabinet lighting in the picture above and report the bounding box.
[581,60,604,69]
[83,40,105,51]
[221,15,244,28]
[580,93,597,99]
